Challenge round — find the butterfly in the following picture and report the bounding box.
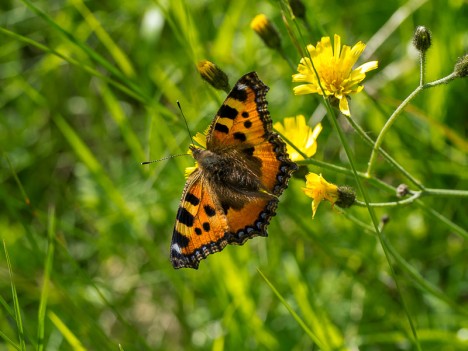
[171,72,297,269]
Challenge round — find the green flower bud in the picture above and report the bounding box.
[250,14,281,50]
[289,0,306,19]
[412,26,432,53]
[196,60,230,93]
[336,186,356,208]
[454,54,468,78]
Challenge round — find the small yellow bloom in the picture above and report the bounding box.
[292,34,378,116]
[184,130,209,178]
[192,131,207,149]
[273,115,322,161]
[302,173,339,218]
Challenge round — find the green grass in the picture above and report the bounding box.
[1,0,467,350]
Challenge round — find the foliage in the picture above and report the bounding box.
[0,0,467,350]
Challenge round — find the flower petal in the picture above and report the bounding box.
[339,97,351,116]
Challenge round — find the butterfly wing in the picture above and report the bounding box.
[206,72,297,244]
[171,170,230,269]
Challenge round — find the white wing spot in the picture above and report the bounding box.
[237,83,247,90]
[171,243,182,254]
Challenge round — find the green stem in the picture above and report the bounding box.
[424,188,468,197]
[367,72,458,176]
[346,115,425,190]
[367,85,423,175]
[419,52,425,86]
[354,191,421,207]
[354,187,468,208]
[331,112,421,349]
[278,47,296,71]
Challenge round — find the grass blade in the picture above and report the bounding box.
[37,206,57,351]
[48,311,87,351]
[3,240,27,351]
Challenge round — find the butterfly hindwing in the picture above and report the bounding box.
[171,171,230,269]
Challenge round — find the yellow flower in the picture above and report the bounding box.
[273,115,322,161]
[302,173,339,218]
[192,131,207,149]
[184,131,208,178]
[292,34,378,116]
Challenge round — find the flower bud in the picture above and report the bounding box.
[454,54,468,78]
[336,186,356,208]
[412,26,432,53]
[196,60,230,93]
[381,214,390,225]
[289,0,306,19]
[250,14,281,50]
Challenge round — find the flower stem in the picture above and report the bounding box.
[354,191,421,207]
[366,72,457,176]
[366,85,423,176]
[353,187,468,207]
[419,52,426,86]
[346,114,425,190]
[424,188,468,197]
[279,47,296,71]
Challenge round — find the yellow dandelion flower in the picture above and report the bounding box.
[184,130,208,178]
[302,173,339,218]
[292,34,378,116]
[192,131,207,149]
[273,115,322,161]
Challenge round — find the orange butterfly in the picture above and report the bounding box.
[171,72,297,269]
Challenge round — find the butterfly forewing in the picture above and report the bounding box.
[208,73,271,149]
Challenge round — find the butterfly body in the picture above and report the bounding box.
[171,72,297,269]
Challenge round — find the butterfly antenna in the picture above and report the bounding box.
[177,100,195,145]
[141,153,191,165]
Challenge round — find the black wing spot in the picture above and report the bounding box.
[177,207,194,227]
[173,229,190,248]
[204,205,216,217]
[202,222,211,232]
[195,227,202,235]
[234,132,247,142]
[242,111,249,118]
[230,86,248,101]
[214,123,229,134]
[244,120,252,128]
[185,193,200,206]
[218,104,238,119]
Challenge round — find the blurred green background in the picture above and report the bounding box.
[1,0,467,350]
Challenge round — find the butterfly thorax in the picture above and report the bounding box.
[190,145,273,210]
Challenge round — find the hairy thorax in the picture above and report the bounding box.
[191,146,272,209]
